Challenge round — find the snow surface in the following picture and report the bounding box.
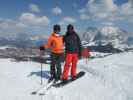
[0,52,133,100]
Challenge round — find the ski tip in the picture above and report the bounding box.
[31,91,37,95]
[80,71,85,74]
[39,93,46,96]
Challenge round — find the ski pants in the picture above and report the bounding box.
[62,53,78,80]
[50,53,63,80]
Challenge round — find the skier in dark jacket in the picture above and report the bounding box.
[62,24,82,82]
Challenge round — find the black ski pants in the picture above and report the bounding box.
[50,53,63,80]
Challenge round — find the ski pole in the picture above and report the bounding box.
[40,50,43,85]
[41,59,43,85]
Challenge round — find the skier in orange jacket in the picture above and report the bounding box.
[40,24,64,82]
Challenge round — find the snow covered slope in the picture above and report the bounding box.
[0,51,133,100]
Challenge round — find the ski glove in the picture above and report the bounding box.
[39,46,45,51]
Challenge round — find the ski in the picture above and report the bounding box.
[53,71,85,88]
[38,80,58,95]
[31,80,54,95]
[31,71,85,95]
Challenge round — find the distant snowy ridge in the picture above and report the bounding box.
[0,33,47,48]
[82,26,133,50]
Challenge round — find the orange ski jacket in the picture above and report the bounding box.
[43,33,64,54]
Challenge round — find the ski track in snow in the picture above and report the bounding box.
[0,52,133,100]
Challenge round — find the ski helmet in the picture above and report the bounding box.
[53,24,61,32]
[67,24,74,31]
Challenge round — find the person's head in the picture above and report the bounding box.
[67,24,74,33]
[53,24,61,34]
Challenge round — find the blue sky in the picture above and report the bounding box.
[0,0,133,36]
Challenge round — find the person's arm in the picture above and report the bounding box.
[39,35,53,50]
[63,35,65,43]
[43,35,53,49]
[76,33,82,57]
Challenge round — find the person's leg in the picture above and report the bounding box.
[62,53,72,80]
[55,54,62,81]
[56,62,61,80]
[71,53,78,80]
[50,65,55,78]
[49,53,56,82]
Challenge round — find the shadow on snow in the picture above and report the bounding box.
[28,70,50,79]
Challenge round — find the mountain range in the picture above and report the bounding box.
[0,26,133,51]
[81,26,133,50]
[0,33,47,48]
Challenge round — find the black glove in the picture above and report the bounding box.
[39,46,45,50]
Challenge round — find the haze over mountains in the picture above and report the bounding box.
[0,33,47,48]
[0,26,133,51]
